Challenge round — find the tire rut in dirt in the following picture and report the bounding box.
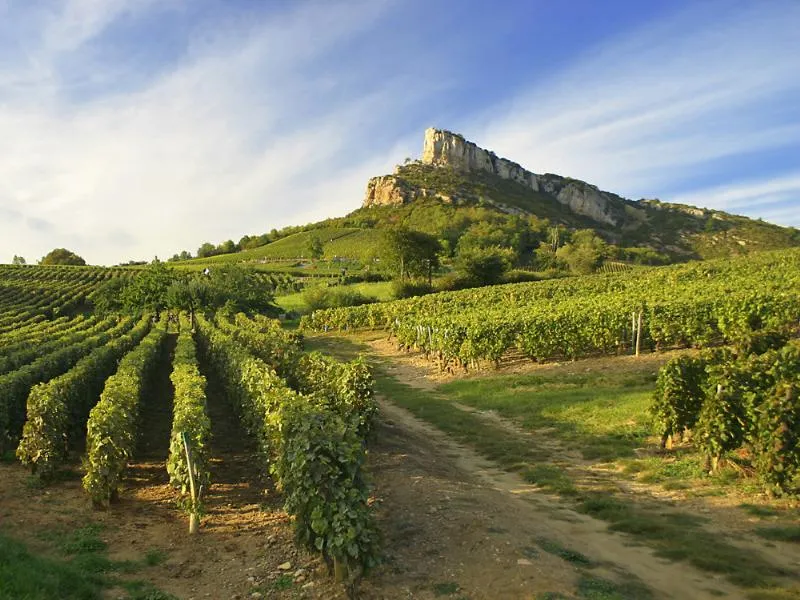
[129,332,178,489]
[196,344,283,533]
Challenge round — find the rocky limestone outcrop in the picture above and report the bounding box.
[538,175,620,226]
[422,128,539,191]
[363,175,452,207]
[363,175,409,207]
[363,128,624,226]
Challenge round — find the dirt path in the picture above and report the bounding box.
[308,333,800,598]
[365,398,745,600]
[357,335,800,578]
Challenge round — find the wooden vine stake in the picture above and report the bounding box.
[635,311,643,357]
[182,431,200,534]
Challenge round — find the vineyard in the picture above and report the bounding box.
[303,248,800,370]
[0,263,379,597]
[2,255,799,599]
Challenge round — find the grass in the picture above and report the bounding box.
[755,526,800,544]
[272,574,294,590]
[0,533,105,600]
[433,582,460,596]
[437,369,658,461]
[143,549,168,566]
[0,524,174,600]
[535,537,594,567]
[275,280,393,313]
[372,369,575,494]
[576,494,793,588]
[576,574,654,600]
[741,504,781,518]
[746,589,800,600]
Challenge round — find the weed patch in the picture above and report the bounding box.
[576,494,791,588]
[535,537,594,567]
[755,527,800,544]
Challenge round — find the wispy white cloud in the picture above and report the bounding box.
[2,0,798,266]
[0,0,428,264]
[468,1,800,224]
[669,175,800,226]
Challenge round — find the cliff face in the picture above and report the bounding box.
[363,174,454,208]
[364,128,623,226]
[538,175,622,227]
[363,176,409,207]
[421,128,540,191]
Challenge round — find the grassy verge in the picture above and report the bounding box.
[438,369,658,461]
[275,280,394,314]
[0,524,175,600]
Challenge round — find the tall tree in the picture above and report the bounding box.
[455,247,514,285]
[121,258,175,317]
[196,242,217,258]
[40,248,86,266]
[379,228,441,283]
[306,234,324,260]
[11,255,26,265]
[555,230,608,274]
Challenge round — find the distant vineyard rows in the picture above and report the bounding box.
[303,248,800,370]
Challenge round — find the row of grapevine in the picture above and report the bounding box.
[303,249,800,369]
[0,265,134,333]
[652,339,800,495]
[166,318,211,530]
[213,312,303,376]
[196,315,379,580]
[215,313,377,434]
[0,316,138,451]
[15,316,152,478]
[0,315,116,376]
[82,324,168,507]
[0,314,91,348]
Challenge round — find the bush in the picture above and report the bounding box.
[391,280,433,299]
[651,355,708,448]
[303,287,375,312]
[434,273,477,292]
[754,382,800,496]
[502,270,542,284]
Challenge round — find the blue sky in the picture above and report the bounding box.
[0,0,798,265]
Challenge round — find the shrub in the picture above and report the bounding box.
[391,280,433,299]
[651,355,708,448]
[303,287,375,312]
[754,382,800,496]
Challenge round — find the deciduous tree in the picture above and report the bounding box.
[40,248,86,266]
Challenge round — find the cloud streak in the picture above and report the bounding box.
[469,1,800,225]
[1,0,798,266]
[0,0,428,264]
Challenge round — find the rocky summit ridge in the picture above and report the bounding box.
[363,128,622,226]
